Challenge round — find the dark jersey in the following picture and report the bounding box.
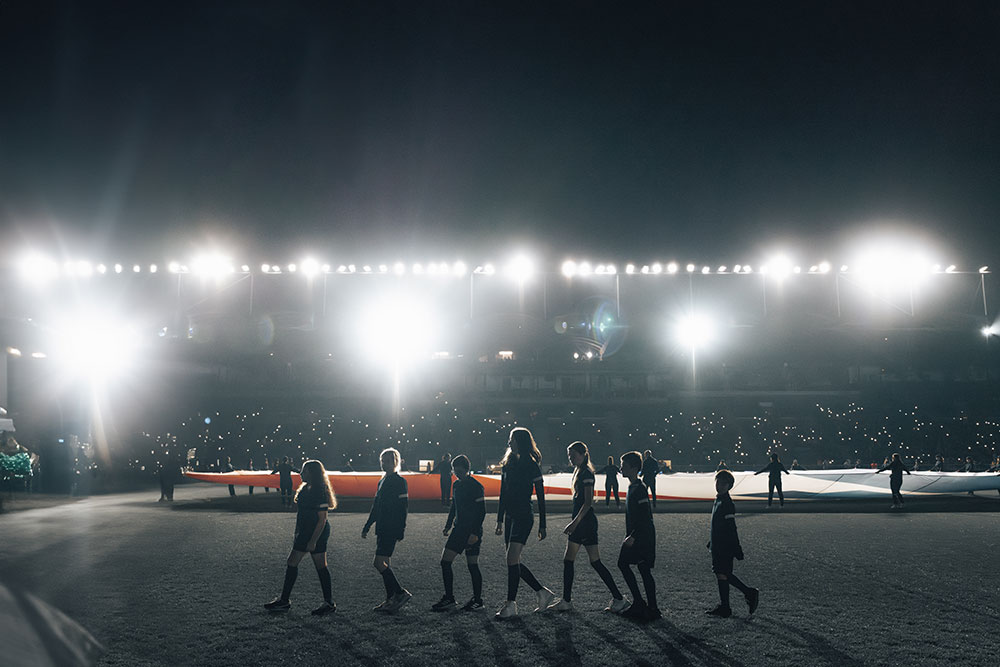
[878,459,910,481]
[599,464,620,481]
[437,459,452,478]
[294,484,330,538]
[709,493,741,556]
[445,476,486,534]
[271,462,294,485]
[625,480,655,548]
[572,467,596,517]
[497,456,544,520]
[641,458,659,480]
[363,473,408,539]
[757,461,789,480]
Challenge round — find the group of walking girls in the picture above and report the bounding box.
[263,427,760,622]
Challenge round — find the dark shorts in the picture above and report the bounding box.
[375,534,398,557]
[504,513,534,545]
[618,542,655,568]
[567,510,599,546]
[711,551,734,575]
[445,527,482,556]
[292,522,330,554]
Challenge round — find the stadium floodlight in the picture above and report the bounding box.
[149,264,157,273]
[979,266,989,274]
[190,254,233,277]
[413,263,424,275]
[734,264,742,273]
[765,256,793,281]
[300,259,319,276]
[6,347,21,357]
[452,261,467,276]
[674,314,716,350]
[114,264,123,274]
[287,263,298,273]
[393,262,406,275]
[840,265,848,273]
[17,253,59,286]
[606,264,617,275]
[595,264,606,275]
[819,262,831,274]
[30,351,46,359]
[651,263,663,275]
[562,260,578,277]
[504,255,534,282]
[666,262,678,274]
[701,266,710,274]
[261,264,271,273]
[323,264,332,273]
[77,261,94,277]
[357,295,439,370]
[808,265,818,273]
[625,264,636,275]
[982,325,998,338]
[53,312,141,385]
[577,262,592,276]
[641,265,650,274]
[97,264,107,274]
[240,264,250,273]
[168,261,181,274]
[718,266,727,273]
[945,265,957,273]
[931,264,942,273]
[428,263,440,275]
[686,263,695,273]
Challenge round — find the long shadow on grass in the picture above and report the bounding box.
[599,615,747,667]
[752,617,864,667]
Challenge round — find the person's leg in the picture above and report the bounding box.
[311,552,333,603]
[374,555,400,599]
[249,485,254,495]
[613,482,620,507]
[716,573,730,608]
[466,553,483,601]
[229,484,236,497]
[617,551,643,604]
[727,572,751,595]
[767,481,774,506]
[586,544,623,600]
[506,541,525,601]
[441,548,458,599]
[280,549,307,601]
[605,483,613,506]
[638,563,657,609]
[648,480,656,507]
[562,541,581,602]
[776,479,784,506]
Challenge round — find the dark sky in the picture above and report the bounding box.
[1,1,998,263]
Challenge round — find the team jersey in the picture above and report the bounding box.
[363,472,408,539]
[709,492,740,556]
[572,467,596,517]
[445,476,486,534]
[271,462,294,485]
[294,484,330,537]
[625,480,655,548]
[757,461,789,480]
[641,458,659,480]
[598,464,620,480]
[497,456,545,523]
[878,459,909,481]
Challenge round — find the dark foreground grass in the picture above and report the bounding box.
[1,484,997,666]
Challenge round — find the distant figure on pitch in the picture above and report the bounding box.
[876,453,911,509]
[271,457,295,507]
[706,470,759,618]
[547,442,627,614]
[262,457,271,492]
[247,458,256,495]
[224,457,237,496]
[494,427,554,619]
[599,456,621,507]
[754,454,790,507]
[640,450,660,508]
[263,459,337,615]
[960,456,976,495]
[362,448,411,612]
[432,455,486,612]
[931,455,944,472]
[790,459,805,471]
[436,453,453,506]
[617,451,660,621]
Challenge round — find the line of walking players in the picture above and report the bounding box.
[262,427,759,622]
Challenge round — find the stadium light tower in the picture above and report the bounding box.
[673,314,716,389]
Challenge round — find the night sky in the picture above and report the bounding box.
[1,1,998,263]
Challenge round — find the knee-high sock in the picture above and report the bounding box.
[468,563,483,600]
[562,560,574,602]
[519,564,542,592]
[316,567,332,603]
[280,565,298,601]
[717,578,730,607]
[381,568,401,599]
[638,564,657,609]
[441,560,454,598]
[507,564,520,601]
[617,557,643,604]
[591,559,622,600]
[727,573,751,595]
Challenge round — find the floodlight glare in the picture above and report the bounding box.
[17,253,59,286]
[114,264,123,274]
[394,262,406,275]
[241,264,250,273]
[667,262,678,274]
[6,347,21,357]
[300,259,319,276]
[945,265,957,273]
[982,325,998,338]
[718,266,727,273]
[625,264,636,275]
[505,255,534,282]
[191,254,233,276]
[767,256,793,280]
[651,263,663,274]
[674,314,716,350]
[701,266,710,274]
[595,264,606,275]
[149,264,157,273]
[606,264,617,275]
[168,261,181,274]
[54,313,140,384]
[97,264,107,274]
[30,352,46,359]
[686,264,695,273]
[578,262,592,276]
[413,263,424,274]
[819,262,831,273]
[452,261,467,276]
[357,296,439,369]
[979,266,989,273]
[287,264,297,273]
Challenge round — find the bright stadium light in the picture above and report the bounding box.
[667,262,678,274]
[168,261,181,274]
[651,263,663,275]
[452,261,467,276]
[394,262,406,275]
[578,261,592,276]
[300,258,320,276]
[818,261,831,274]
[945,265,957,273]
[686,263,695,273]
[53,312,141,385]
[982,325,998,338]
[504,255,534,282]
[765,255,793,281]
[701,266,710,274]
[562,260,578,278]
[979,266,989,274]
[606,264,617,275]
[190,253,233,276]
[114,263,123,274]
[6,347,21,357]
[674,314,716,350]
[149,264,157,273]
[17,253,59,286]
[625,264,636,275]
[357,296,439,369]
[97,264,107,274]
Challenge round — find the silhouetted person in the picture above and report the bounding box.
[437,453,453,506]
[640,451,659,508]
[790,459,805,471]
[754,454,790,507]
[706,470,759,618]
[598,456,621,508]
[876,453,911,509]
[272,456,295,507]
[247,458,256,495]
[716,460,728,471]
[224,457,236,496]
[263,456,271,492]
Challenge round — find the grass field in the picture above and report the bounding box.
[1,483,998,666]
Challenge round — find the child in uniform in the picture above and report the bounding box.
[432,455,487,611]
[706,469,759,617]
[362,448,411,612]
[617,451,661,621]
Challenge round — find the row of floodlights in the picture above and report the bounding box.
[13,254,990,284]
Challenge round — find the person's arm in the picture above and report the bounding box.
[566,475,594,532]
[398,477,409,539]
[443,486,457,534]
[362,486,379,536]
[782,463,790,474]
[627,487,653,546]
[875,466,887,474]
[306,510,328,550]
[754,465,767,475]
[495,470,507,531]
[534,467,547,539]
[473,485,487,526]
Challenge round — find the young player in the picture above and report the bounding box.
[263,460,337,615]
[547,442,627,613]
[617,451,661,621]
[271,456,295,507]
[706,469,759,618]
[432,455,486,612]
[494,427,555,619]
[876,453,912,509]
[598,455,621,508]
[754,453,790,507]
[362,448,411,612]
